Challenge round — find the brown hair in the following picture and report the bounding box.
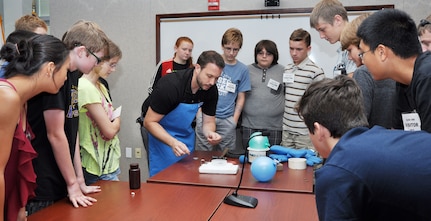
[15,14,48,32]
[103,40,122,61]
[296,75,368,138]
[253,40,279,65]
[290,28,311,47]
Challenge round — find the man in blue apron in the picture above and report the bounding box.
[143,50,225,176]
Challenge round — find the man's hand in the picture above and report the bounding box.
[206,131,221,145]
[170,139,190,157]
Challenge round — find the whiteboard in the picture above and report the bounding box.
[158,7,392,77]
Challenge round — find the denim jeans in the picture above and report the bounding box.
[83,167,120,185]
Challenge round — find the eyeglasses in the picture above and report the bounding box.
[358,50,371,60]
[108,62,117,68]
[223,47,240,53]
[257,51,273,57]
[86,48,102,64]
[419,19,431,27]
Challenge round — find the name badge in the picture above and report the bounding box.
[333,70,342,77]
[283,72,295,84]
[402,112,421,131]
[226,82,236,93]
[267,79,280,90]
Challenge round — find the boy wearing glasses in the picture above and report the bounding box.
[340,14,396,129]
[241,40,285,149]
[26,20,109,215]
[195,28,250,152]
[357,9,431,132]
[282,29,324,150]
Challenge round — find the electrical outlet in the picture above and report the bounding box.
[125,147,132,158]
[135,147,142,159]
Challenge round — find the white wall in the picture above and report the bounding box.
[43,0,431,181]
[1,0,32,35]
[159,13,366,77]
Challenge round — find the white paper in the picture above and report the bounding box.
[402,112,421,131]
[111,105,122,121]
[267,78,280,90]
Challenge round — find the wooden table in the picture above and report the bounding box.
[28,181,230,221]
[211,189,319,221]
[28,181,319,221]
[147,151,314,193]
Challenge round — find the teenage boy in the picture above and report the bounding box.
[418,14,431,52]
[15,14,48,35]
[195,28,251,152]
[310,0,356,77]
[340,13,396,129]
[282,28,324,150]
[357,9,431,132]
[296,75,431,221]
[26,20,109,215]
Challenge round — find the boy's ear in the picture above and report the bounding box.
[333,14,344,26]
[313,122,327,141]
[377,44,389,60]
[74,45,86,58]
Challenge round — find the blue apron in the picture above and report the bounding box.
[149,102,202,176]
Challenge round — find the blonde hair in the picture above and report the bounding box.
[340,13,371,50]
[221,28,243,48]
[418,14,431,36]
[62,20,108,54]
[310,0,348,28]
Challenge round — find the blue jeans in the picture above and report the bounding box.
[83,167,120,185]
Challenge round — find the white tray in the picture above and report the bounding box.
[198,159,239,174]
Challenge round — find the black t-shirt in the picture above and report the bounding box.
[27,70,81,201]
[393,52,431,132]
[142,68,218,117]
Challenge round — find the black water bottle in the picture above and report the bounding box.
[129,163,141,189]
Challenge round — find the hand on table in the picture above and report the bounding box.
[67,183,98,208]
[80,182,102,194]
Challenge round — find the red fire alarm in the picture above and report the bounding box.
[208,0,220,11]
